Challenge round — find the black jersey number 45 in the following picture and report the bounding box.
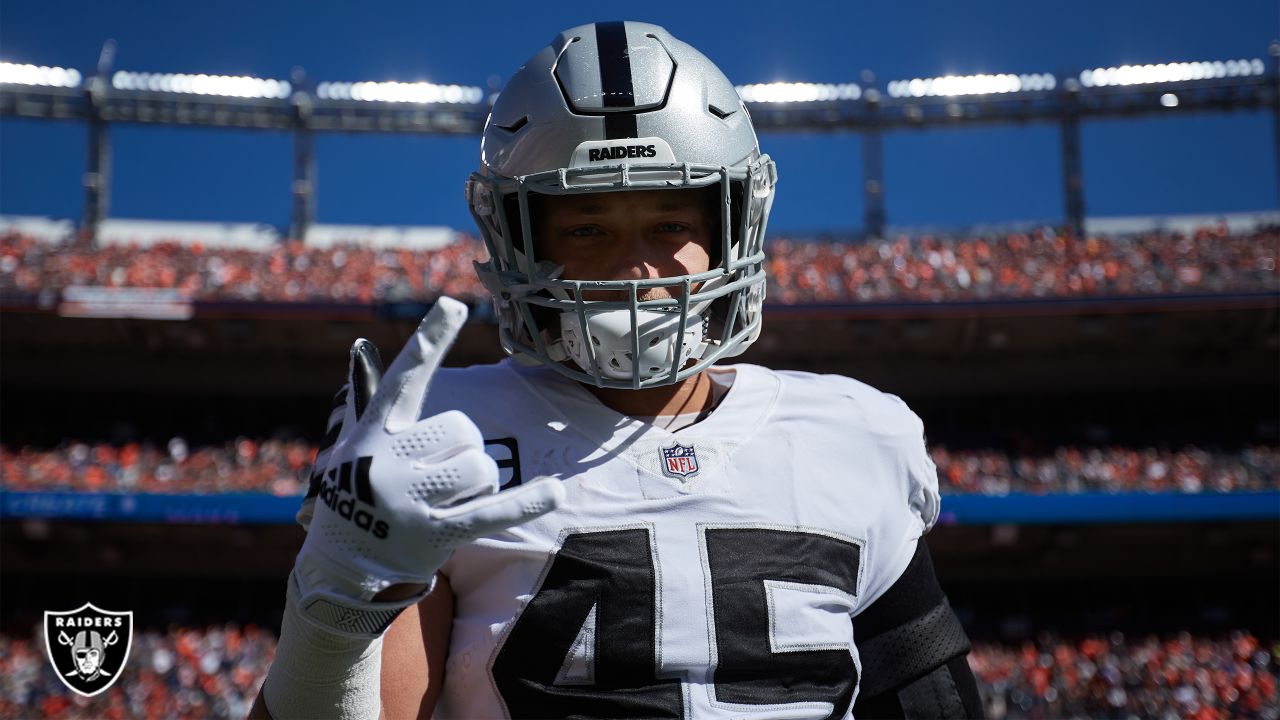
[492,527,862,719]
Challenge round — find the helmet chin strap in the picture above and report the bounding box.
[554,308,709,382]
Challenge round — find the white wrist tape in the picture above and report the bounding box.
[262,571,411,719]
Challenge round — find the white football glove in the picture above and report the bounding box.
[291,296,565,638]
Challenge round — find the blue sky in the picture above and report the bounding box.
[1,0,1275,233]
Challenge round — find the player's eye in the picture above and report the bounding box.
[565,225,605,238]
[655,221,693,234]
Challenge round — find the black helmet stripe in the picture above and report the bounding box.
[595,21,638,139]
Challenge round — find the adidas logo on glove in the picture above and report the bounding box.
[314,457,390,539]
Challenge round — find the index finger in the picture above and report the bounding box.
[368,296,469,433]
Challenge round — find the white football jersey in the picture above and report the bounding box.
[427,359,940,720]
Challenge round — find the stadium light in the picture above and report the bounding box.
[316,80,485,104]
[735,82,861,103]
[886,72,1055,98]
[110,71,291,99]
[1160,93,1179,107]
[1079,59,1265,88]
[0,62,83,88]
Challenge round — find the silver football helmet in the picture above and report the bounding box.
[467,21,777,389]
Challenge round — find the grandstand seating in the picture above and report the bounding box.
[0,625,273,719]
[2,441,1274,496]
[0,439,312,496]
[934,445,1278,495]
[0,626,1273,719]
[2,225,1275,305]
[970,631,1279,719]
[0,216,1274,720]
[766,225,1278,304]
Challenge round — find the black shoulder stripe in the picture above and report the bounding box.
[595,20,638,139]
[857,599,972,698]
[855,539,944,640]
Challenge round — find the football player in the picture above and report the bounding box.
[251,21,982,719]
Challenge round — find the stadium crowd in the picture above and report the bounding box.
[971,631,1279,720]
[0,233,488,305]
[0,625,1273,719]
[0,624,273,720]
[2,440,1275,496]
[766,225,1278,304]
[2,225,1275,305]
[933,445,1279,495]
[0,439,312,496]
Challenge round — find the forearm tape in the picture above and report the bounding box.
[260,572,388,720]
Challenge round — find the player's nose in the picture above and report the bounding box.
[608,231,668,282]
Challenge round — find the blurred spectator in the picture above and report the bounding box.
[0,438,313,496]
[2,225,1276,305]
[765,225,1278,304]
[0,624,274,720]
[0,233,492,304]
[1,441,1274,496]
[0,626,1273,719]
[933,445,1280,495]
[969,631,1279,720]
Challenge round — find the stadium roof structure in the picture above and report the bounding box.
[2,43,1277,241]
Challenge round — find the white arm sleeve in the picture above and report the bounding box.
[260,572,385,720]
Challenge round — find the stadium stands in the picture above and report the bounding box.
[3,441,1274,496]
[934,445,1279,495]
[970,632,1279,719]
[96,219,281,251]
[2,225,1275,305]
[0,217,1274,718]
[766,225,1278,304]
[0,626,1273,719]
[0,625,274,719]
[0,440,312,496]
[0,233,489,304]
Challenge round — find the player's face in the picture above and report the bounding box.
[535,188,714,300]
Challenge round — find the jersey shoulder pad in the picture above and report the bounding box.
[772,368,940,531]
[771,369,925,442]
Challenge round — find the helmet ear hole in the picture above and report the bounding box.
[501,194,530,258]
[703,182,744,269]
[501,193,551,261]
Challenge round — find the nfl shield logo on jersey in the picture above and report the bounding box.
[44,603,133,697]
[660,443,700,480]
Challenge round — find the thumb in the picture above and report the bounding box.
[437,477,566,538]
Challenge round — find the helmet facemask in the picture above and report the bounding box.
[469,158,775,389]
